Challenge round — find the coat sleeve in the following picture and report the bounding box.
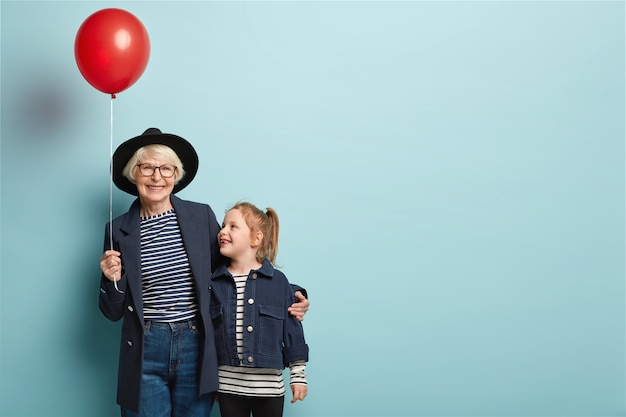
[207,204,227,272]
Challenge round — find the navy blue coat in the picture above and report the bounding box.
[98,195,223,412]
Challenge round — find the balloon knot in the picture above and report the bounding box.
[111,94,117,99]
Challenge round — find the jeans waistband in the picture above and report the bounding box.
[144,318,197,331]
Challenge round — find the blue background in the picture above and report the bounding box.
[1,1,624,416]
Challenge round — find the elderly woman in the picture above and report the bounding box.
[98,128,309,417]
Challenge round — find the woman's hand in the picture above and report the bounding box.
[288,291,310,321]
[290,383,308,403]
[100,250,122,282]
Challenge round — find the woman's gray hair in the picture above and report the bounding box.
[122,144,186,184]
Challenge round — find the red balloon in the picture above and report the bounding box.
[75,8,150,96]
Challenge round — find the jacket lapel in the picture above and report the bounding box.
[171,196,207,300]
[118,199,144,323]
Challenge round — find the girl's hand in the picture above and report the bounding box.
[290,384,308,403]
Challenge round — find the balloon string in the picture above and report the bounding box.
[110,96,123,293]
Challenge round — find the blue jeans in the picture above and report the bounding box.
[121,320,215,417]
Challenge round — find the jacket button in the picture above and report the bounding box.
[127,306,134,312]
[248,298,254,305]
[247,356,254,363]
[252,273,257,279]
[127,340,133,347]
[247,326,253,333]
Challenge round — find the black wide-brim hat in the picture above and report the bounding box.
[112,128,199,196]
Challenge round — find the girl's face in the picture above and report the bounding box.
[218,209,259,260]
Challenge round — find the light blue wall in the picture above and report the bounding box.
[1,1,624,416]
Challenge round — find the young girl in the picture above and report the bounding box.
[210,202,309,417]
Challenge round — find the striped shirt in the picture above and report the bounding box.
[218,274,307,397]
[140,209,197,322]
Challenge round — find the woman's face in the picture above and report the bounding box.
[133,154,177,207]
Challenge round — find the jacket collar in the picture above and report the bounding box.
[213,258,275,280]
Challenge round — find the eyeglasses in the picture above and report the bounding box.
[136,164,177,178]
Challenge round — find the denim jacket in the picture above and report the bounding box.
[210,259,309,370]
